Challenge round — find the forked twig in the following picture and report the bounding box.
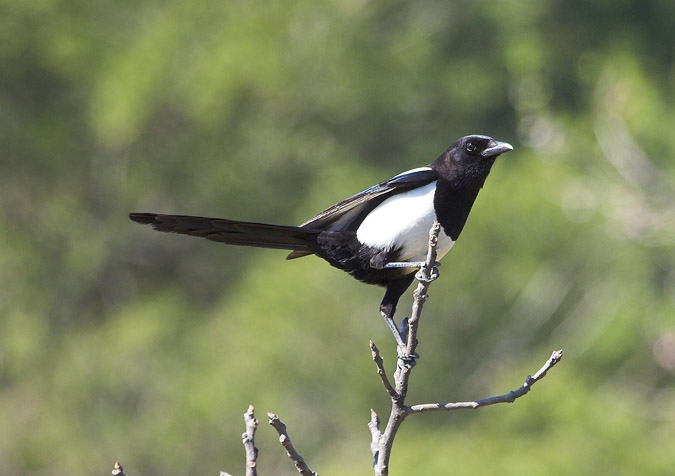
[372,222,442,476]
[219,222,561,476]
[406,350,563,414]
[371,222,563,476]
[268,413,318,476]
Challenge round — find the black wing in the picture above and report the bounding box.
[286,166,438,259]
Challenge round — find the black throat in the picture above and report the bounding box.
[432,157,496,240]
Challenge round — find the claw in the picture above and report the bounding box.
[397,351,419,368]
[415,262,440,282]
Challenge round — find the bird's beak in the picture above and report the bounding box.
[482,140,513,158]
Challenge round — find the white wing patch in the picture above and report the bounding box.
[393,166,434,178]
[356,181,455,263]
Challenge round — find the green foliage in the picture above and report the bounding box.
[0,0,673,474]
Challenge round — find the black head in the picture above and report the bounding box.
[431,135,513,186]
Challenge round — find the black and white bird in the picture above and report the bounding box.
[130,134,512,345]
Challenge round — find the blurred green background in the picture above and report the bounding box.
[1,0,673,474]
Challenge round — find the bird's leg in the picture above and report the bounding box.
[380,275,417,357]
[383,260,441,279]
[370,251,438,272]
[380,309,407,350]
[381,261,425,269]
[380,294,408,352]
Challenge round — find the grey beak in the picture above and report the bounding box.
[482,140,514,158]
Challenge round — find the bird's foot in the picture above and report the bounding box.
[397,349,419,368]
[415,262,440,282]
[392,317,419,366]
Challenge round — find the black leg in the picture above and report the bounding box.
[379,275,416,347]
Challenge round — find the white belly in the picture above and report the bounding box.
[356,181,455,262]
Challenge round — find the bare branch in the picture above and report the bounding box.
[267,413,318,476]
[373,222,442,476]
[406,349,563,414]
[242,405,259,476]
[370,340,398,400]
[368,409,381,463]
[371,222,563,476]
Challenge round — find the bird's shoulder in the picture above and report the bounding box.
[300,166,438,232]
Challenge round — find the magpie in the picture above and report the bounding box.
[130,135,512,346]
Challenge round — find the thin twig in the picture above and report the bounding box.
[368,409,381,464]
[267,413,318,476]
[370,340,398,400]
[406,350,563,414]
[242,405,259,476]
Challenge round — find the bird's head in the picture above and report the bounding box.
[432,135,513,186]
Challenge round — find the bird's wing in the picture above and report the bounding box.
[300,166,438,231]
[286,166,437,259]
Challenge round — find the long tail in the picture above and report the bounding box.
[129,213,319,254]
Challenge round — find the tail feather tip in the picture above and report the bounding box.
[129,212,158,225]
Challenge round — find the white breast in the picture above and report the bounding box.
[356,181,455,262]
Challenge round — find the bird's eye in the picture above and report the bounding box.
[466,142,477,153]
